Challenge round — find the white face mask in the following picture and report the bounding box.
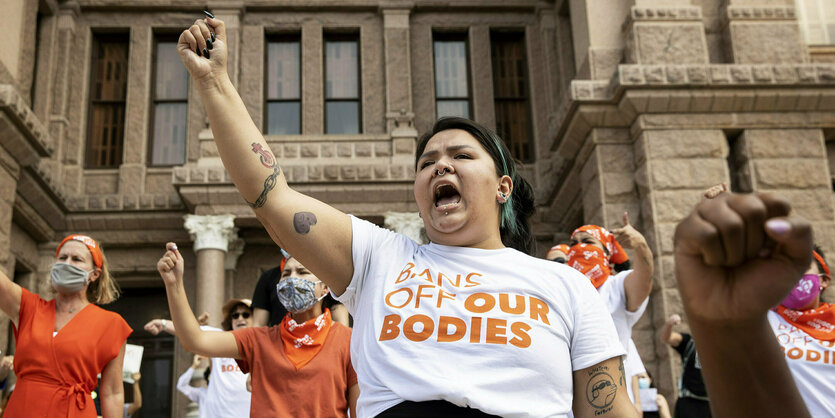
[638,377,651,389]
[50,263,93,294]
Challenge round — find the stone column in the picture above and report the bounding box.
[183,214,237,323]
[721,0,808,64]
[734,129,835,251]
[0,147,20,274]
[384,212,426,244]
[225,238,245,300]
[633,126,729,403]
[381,3,416,137]
[118,26,151,196]
[568,0,632,80]
[302,22,324,134]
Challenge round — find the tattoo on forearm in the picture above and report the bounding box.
[246,143,281,209]
[293,212,317,234]
[586,364,617,414]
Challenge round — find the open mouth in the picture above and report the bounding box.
[434,183,461,209]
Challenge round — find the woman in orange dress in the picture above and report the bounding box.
[0,235,132,417]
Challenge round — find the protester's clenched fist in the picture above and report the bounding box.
[157,242,184,286]
[674,193,812,324]
[177,16,228,84]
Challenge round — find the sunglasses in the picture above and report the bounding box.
[231,312,251,320]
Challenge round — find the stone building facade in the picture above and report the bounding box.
[0,0,833,415]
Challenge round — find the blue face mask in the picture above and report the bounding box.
[276,277,325,314]
[50,263,93,294]
[638,377,651,389]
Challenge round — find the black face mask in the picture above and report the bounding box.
[552,257,566,264]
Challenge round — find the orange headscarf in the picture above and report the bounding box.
[280,308,333,369]
[567,244,611,289]
[571,225,629,265]
[56,235,103,268]
[549,244,570,254]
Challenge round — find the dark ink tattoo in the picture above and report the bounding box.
[586,371,617,412]
[246,142,281,209]
[293,212,317,234]
[618,358,626,387]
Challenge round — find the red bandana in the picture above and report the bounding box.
[567,244,611,289]
[572,225,629,265]
[777,303,835,342]
[280,308,333,370]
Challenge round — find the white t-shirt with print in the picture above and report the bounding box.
[336,216,625,418]
[598,270,648,360]
[199,326,251,418]
[768,310,835,417]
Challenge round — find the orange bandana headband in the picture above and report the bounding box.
[549,244,570,254]
[56,235,103,268]
[571,225,629,265]
[813,251,830,276]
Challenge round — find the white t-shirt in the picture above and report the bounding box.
[768,310,835,417]
[597,270,648,365]
[176,366,207,405]
[625,339,646,403]
[336,216,625,418]
[199,326,251,418]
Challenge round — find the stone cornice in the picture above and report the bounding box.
[540,63,835,209]
[0,85,53,164]
[723,5,796,22]
[624,6,702,29]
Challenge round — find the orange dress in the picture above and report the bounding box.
[5,288,132,417]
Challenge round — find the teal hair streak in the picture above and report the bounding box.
[494,136,519,236]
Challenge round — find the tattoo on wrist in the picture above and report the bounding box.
[246,143,281,209]
[586,364,617,414]
[293,212,317,234]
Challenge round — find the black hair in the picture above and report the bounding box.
[614,260,632,272]
[416,117,536,254]
[203,365,211,383]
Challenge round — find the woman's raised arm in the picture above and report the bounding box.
[177,17,353,294]
[158,243,241,359]
[0,271,22,327]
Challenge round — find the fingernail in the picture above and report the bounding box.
[206,39,213,50]
[203,10,215,19]
[196,48,202,57]
[766,219,791,236]
[211,32,215,42]
[203,48,210,58]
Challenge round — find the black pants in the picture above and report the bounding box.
[378,401,499,417]
[675,397,712,418]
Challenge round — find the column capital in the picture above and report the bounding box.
[225,238,245,270]
[184,214,237,252]
[384,212,426,244]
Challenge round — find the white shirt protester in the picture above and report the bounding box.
[767,310,835,417]
[336,216,624,418]
[190,326,251,418]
